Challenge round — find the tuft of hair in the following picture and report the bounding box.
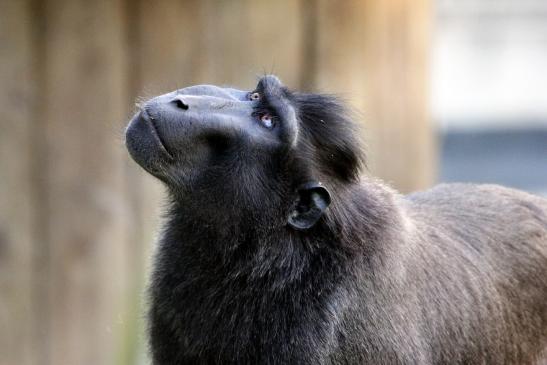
[293,93,366,182]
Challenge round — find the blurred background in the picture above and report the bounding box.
[0,0,545,364]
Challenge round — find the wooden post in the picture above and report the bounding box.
[311,0,435,192]
[198,0,305,88]
[137,0,304,91]
[41,0,132,363]
[0,1,35,364]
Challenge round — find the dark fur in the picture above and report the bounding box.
[126,76,547,364]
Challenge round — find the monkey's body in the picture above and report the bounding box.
[401,184,547,364]
[149,182,547,365]
[125,76,547,364]
[335,183,547,364]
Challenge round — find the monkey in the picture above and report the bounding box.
[125,75,547,364]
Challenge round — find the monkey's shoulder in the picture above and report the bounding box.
[404,182,547,252]
[406,182,547,220]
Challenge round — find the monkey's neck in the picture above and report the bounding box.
[149,179,407,362]
[157,178,405,287]
[150,220,355,363]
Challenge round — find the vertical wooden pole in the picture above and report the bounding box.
[41,0,131,363]
[0,1,36,364]
[199,0,305,88]
[312,0,434,192]
[137,0,304,92]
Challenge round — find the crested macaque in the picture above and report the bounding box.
[125,75,547,364]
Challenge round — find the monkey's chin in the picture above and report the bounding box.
[125,113,172,176]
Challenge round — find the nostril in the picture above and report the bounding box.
[172,98,189,110]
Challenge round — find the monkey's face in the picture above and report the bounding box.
[126,75,363,229]
[125,75,298,189]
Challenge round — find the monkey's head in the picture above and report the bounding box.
[126,75,363,230]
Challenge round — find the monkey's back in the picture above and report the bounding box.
[405,183,547,364]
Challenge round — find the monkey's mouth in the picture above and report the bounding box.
[141,110,174,160]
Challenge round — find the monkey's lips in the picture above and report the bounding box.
[140,110,174,160]
[125,110,175,175]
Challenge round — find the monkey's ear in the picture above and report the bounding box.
[288,182,331,230]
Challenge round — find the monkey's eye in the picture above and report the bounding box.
[249,92,260,101]
[259,113,275,129]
